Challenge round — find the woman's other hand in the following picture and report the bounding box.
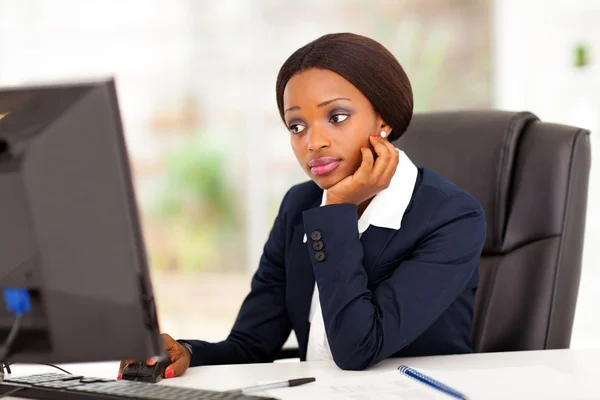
[117,333,192,379]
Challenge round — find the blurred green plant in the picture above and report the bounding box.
[575,44,589,68]
[154,135,234,224]
[148,132,240,273]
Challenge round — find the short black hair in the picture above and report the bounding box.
[276,33,413,142]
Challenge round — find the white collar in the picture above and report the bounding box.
[303,148,418,242]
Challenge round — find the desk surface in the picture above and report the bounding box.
[7,349,600,399]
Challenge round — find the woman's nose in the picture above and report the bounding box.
[307,128,330,152]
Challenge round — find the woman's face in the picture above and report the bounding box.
[283,68,387,190]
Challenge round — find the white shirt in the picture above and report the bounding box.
[303,148,419,361]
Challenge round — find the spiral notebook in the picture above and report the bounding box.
[397,365,466,399]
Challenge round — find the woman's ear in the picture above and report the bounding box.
[376,115,392,139]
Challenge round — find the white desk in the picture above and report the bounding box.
[7,349,600,399]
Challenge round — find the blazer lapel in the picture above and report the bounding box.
[360,226,399,276]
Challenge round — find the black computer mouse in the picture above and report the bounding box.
[121,359,170,383]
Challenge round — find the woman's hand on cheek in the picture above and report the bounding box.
[325,135,399,206]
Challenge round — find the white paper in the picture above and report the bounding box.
[417,365,597,400]
[263,371,449,400]
[262,365,596,400]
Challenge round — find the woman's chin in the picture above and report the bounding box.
[310,171,347,190]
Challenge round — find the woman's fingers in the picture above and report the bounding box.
[369,135,392,186]
[117,361,126,379]
[353,145,375,181]
[163,333,191,378]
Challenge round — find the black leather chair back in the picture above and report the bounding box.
[396,111,591,352]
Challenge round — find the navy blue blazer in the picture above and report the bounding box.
[181,168,486,370]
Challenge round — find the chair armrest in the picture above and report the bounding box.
[276,347,300,360]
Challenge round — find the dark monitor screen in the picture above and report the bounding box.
[0,78,164,364]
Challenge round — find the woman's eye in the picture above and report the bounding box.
[331,114,349,123]
[289,124,306,134]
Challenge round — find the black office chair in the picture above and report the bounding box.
[276,110,591,360]
[397,110,591,352]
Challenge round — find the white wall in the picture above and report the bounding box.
[493,0,600,348]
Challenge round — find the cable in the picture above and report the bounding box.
[5,362,73,376]
[0,289,30,385]
[0,315,22,362]
[37,364,73,375]
[0,387,24,398]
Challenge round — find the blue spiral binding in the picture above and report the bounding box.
[397,365,467,399]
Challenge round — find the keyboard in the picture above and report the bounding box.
[0,373,274,399]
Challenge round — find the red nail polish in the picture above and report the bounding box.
[117,374,122,380]
[165,369,174,378]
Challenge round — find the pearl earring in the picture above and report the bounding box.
[380,131,387,138]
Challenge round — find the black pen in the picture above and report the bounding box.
[224,377,316,395]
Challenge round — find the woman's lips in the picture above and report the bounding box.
[309,158,341,175]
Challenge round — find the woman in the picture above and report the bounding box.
[119,32,485,378]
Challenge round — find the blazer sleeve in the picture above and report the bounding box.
[302,192,485,370]
[179,190,292,366]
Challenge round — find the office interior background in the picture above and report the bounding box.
[0,0,598,349]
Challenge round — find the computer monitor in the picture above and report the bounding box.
[0,78,164,364]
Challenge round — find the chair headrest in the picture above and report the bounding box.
[396,111,539,253]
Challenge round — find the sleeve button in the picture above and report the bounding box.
[310,230,322,241]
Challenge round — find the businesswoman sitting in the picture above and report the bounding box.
[119,32,486,378]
